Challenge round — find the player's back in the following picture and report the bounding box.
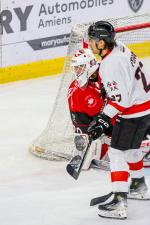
[100,41,150,117]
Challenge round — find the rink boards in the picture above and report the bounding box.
[0,40,150,84]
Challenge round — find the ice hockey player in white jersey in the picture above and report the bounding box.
[87,21,150,219]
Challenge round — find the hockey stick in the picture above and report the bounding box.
[66,135,92,180]
[90,192,113,206]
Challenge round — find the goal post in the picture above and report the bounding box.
[29,13,150,161]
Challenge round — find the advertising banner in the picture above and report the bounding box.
[0,0,150,83]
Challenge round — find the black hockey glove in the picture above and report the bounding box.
[87,113,113,141]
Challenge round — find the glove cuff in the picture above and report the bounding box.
[103,104,119,118]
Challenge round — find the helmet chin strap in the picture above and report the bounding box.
[95,43,103,56]
[95,41,107,56]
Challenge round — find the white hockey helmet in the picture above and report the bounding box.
[71,48,98,77]
[71,48,99,88]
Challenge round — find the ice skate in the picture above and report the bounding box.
[128,177,150,200]
[98,192,127,219]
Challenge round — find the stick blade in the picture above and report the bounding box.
[90,192,113,206]
[66,164,79,180]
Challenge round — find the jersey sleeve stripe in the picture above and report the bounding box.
[106,100,150,117]
[108,100,126,112]
[123,100,150,115]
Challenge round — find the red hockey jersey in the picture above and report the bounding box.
[68,77,104,117]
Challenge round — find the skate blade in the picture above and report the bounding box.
[128,192,150,200]
[98,208,127,220]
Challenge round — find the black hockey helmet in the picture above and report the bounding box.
[88,21,115,43]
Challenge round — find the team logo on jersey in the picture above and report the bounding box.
[88,98,94,105]
[128,0,143,13]
[107,80,118,92]
[85,96,96,107]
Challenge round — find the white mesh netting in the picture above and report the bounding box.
[29,13,150,161]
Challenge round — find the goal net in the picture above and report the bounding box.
[29,13,150,161]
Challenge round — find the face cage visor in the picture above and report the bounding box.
[72,64,89,88]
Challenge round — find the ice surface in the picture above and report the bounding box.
[0,75,149,225]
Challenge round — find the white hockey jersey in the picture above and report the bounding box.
[100,41,150,118]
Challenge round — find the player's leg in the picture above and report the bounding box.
[98,115,150,219]
[97,147,128,219]
[82,138,102,170]
[125,148,150,200]
[82,137,110,170]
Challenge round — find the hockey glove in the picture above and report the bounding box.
[87,113,113,141]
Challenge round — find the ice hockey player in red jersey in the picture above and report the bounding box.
[68,48,112,170]
[87,21,150,219]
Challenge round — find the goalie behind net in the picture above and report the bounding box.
[29,13,150,161]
